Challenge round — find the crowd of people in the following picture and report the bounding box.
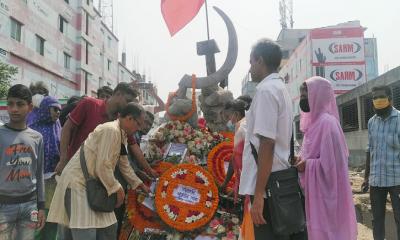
[0,38,399,240]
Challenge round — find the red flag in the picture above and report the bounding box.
[161,0,205,36]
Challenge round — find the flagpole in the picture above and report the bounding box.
[205,0,210,40]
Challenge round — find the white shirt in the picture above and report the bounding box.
[239,73,293,196]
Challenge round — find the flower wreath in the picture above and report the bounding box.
[155,164,219,232]
[220,131,234,142]
[121,162,174,237]
[165,74,197,122]
[207,141,235,189]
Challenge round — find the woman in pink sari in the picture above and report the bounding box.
[296,77,357,240]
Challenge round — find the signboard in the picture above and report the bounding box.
[315,64,366,93]
[311,37,365,64]
[310,27,366,94]
[172,184,200,205]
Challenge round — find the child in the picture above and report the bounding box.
[0,84,46,240]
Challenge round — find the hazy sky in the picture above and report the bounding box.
[109,0,400,100]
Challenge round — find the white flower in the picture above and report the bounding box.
[232,217,239,224]
[206,201,212,208]
[164,181,169,186]
[161,191,167,198]
[217,225,226,234]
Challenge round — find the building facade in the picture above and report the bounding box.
[0,0,122,98]
[336,66,400,167]
[277,21,379,140]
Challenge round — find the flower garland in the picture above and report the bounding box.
[123,189,163,234]
[155,164,219,232]
[207,141,235,189]
[165,74,197,122]
[120,162,175,239]
[220,131,235,142]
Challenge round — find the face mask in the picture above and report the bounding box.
[226,120,235,132]
[373,98,390,110]
[299,98,310,113]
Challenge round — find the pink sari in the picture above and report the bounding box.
[300,77,357,240]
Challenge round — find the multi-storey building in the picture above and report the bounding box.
[277,21,378,141]
[0,0,123,98]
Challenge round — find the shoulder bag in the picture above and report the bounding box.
[249,133,306,235]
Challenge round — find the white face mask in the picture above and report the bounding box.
[226,120,235,132]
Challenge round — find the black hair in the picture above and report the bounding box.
[237,95,252,111]
[67,96,82,105]
[29,81,49,96]
[119,102,144,119]
[145,111,155,122]
[97,86,113,98]
[251,38,282,71]
[224,101,233,110]
[60,96,83,126]
[113,82,139,98]
[230,99,248,118]
[372,85,392,100]
[7,84,32,104]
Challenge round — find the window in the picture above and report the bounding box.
[341,101,359,132]
[10,18,22,42]
[35,35,45,56]
[107,36,111,48]
[64,52,71,69]
[64,0,69,3]
[107,59,111,71]
[392,85,400,110]
[85,40,89,64]
[361,94,374,129]
[87,0,90,5]
[84,71,89,95]
[59,15,68,33]
[282,50,289,59]
[85,11,89,35]
[21,0,27,4]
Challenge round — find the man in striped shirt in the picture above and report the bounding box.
[362,85,400,240]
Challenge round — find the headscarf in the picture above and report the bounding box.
[300,76,340,133]
[28,96,62,174]
[299,77,356,240]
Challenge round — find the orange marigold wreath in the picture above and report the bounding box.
[155,164,219,232]
[207,141,235,189]
[220,131,234,142]
[123,189,162,235]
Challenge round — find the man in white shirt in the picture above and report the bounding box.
[239,39,306,240]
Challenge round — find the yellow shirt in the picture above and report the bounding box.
[47,120,143,228]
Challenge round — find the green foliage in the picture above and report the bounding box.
[0,62,18,99]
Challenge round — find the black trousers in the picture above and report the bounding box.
[370,185,400,240]
[252,197,307,240]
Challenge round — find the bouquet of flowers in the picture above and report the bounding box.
[201,211,241,240]
[146,121,225,163]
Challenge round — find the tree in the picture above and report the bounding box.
[0,62,18,99]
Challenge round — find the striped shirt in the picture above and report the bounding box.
[368,107,400,187]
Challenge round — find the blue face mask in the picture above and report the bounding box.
[226,120,235,132]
